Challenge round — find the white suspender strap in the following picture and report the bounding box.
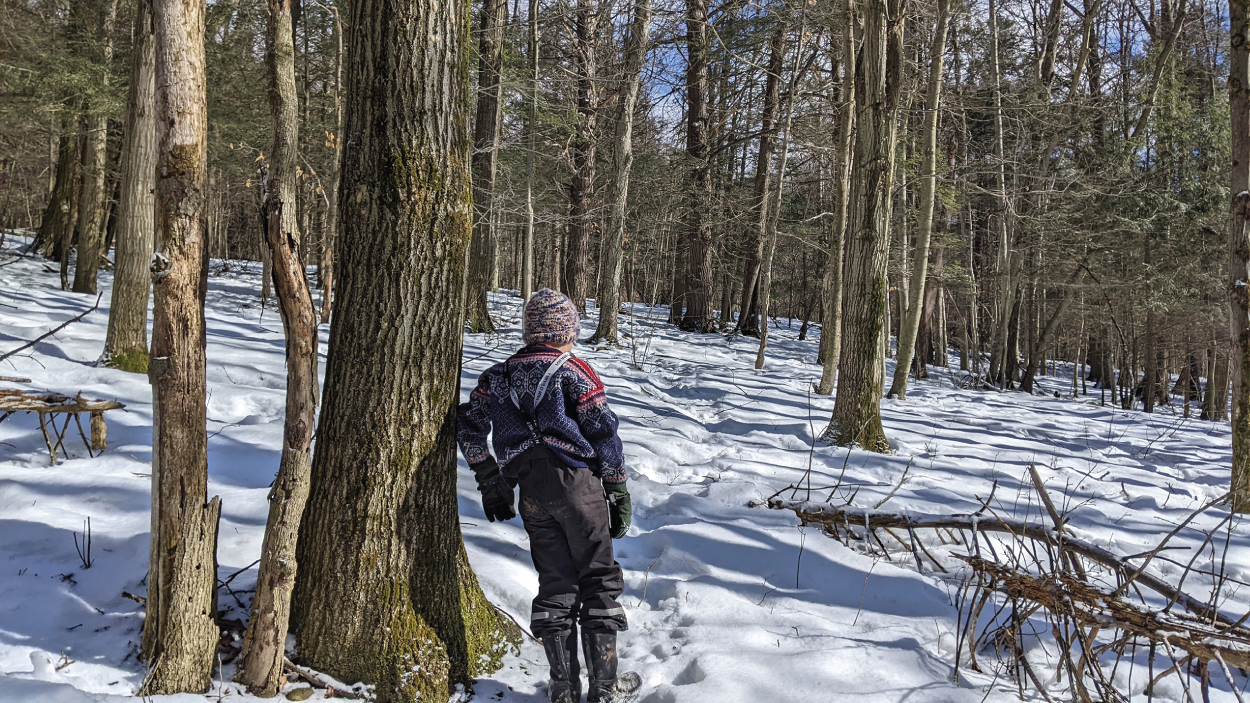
[510,351,573,412]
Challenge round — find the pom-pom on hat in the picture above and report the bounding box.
[523,288,580,347]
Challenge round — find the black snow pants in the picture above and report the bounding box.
[513,444,627,638]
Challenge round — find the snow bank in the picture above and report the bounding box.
[0,233,1243,702]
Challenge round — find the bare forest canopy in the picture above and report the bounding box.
[1,0,1234,407]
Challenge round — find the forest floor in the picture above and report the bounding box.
[0,231,1245,703]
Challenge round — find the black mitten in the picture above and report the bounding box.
[473,458,516,523]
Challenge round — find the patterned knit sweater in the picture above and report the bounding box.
[457,345,626,484]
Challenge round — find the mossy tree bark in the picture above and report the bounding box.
[103,0,156,374]
[824,0,904,452]
[71,0,119,295]
[141,0,222,692]
[590,0,651,344]
[290,0,521,697]
[235,0,318,693]
[1229,0,1250,512]
[466,0,506,332]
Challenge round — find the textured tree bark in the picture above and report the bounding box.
[735,24,784,339]
[290,0,521,697]
[466,0,507,332]
[141,0,221,692]
[1230,0,1250,512]
[887,0,948,400]
[680,0,714,332]
[235,0,318,693]
[591,0,651,344]
[816,8,856,396]
[37,116,80,260]
[104,0,156,374]
[563,0,597,313]
[824,0,903,452]
[71,0,119,295]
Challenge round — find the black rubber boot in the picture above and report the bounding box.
[541,630,581,703]
[582,630,640,702]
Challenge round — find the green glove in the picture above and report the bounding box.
[604,482,631,539]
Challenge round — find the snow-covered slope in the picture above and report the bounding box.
[0,232,1244,702]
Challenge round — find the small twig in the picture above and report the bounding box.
[872,458,913,510]
[73,517,93,569]
[636,548,666,606]
[218,559,261,588]
[121,590,146,605]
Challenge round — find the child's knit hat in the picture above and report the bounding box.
[523,288,580,347]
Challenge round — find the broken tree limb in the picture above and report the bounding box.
[769,498,1238,630]
[282,657,361,699]
[957,554,1250,670]
[0,294,102,363]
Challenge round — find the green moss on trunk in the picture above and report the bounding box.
[104,347,150,374]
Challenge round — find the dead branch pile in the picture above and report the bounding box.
[768,491,1249,702]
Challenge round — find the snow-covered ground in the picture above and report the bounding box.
[0,231,1245,702]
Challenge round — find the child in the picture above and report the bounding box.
[457,288,637,703]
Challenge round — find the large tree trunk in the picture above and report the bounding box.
[816,7,856,396]
[71,0,119,295]
[591,0,651,344]
[680,0,714,332]
[887,0,949,400]
[824,0,904,452]
[37,116,81,260]
[235,0,318,693]
[1230,0,1250,512]
[140,0,221,692]
[735,24,784,339]
[466,0,507,331]
[290,0,521,697]
[563,0,597,313]
[103,0,156,374]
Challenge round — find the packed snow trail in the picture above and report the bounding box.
[0,233,1244,702]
